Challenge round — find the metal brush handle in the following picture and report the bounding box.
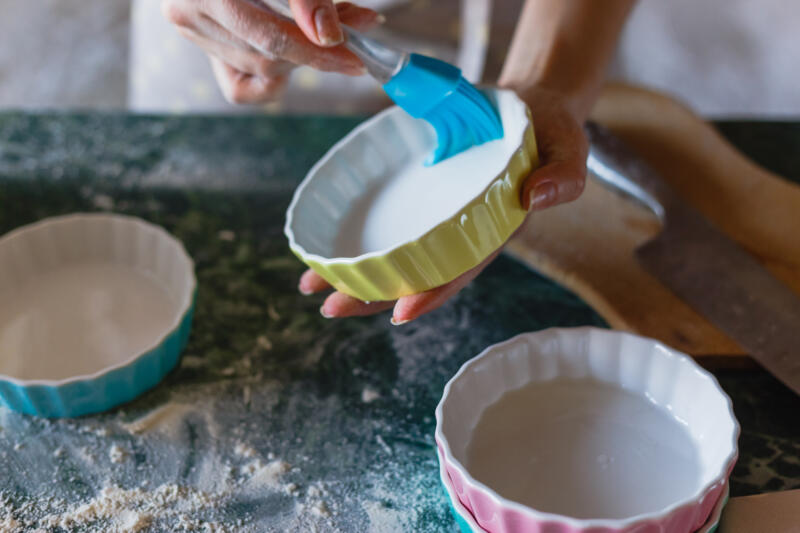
[259,0,407,84]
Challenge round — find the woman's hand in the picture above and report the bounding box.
[162,0,381,104]
[298,85,588,324]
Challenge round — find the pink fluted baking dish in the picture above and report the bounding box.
[435,327,739,533]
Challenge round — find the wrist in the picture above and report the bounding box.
[499,53,604,125]
[499,77,599,125]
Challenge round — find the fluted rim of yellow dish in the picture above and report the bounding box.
[284,88,538,301]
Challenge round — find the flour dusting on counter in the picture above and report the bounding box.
[0,190,467,531]
[121,402,194,437]
[361,387,381,403]
[108,443,128,463]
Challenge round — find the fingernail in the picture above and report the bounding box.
[390,317,410,326]
[314,6,344,46]
[528,182,557,211]
[320,305,333,318]
[299,284,313,296]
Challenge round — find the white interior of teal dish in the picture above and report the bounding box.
[0,214,195,383]
[437,328,738,520]
[286,89,529,261]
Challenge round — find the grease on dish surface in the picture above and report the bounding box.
[466,378,701,519]
[332,132,519,258]
[0,262,178,381]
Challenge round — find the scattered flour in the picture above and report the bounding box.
[31,483,225,532]
[267,304,281,321]
[234,442,257,459]
[121,402,194,438]
[256,335,273,350]
[241,459,291,489]
[0,330,445,532]
[375,435,392,456]
[308,500,330,518]
[78,446,95,464]
[0,514,20,531]
[119,509,151,533]
[363,500,410,533]
[303,483,332,519]
[109,444,128,464]
[284,482,299,496]
[361,387,381,403]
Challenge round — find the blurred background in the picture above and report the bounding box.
[0,1,129,109]
[0,0,797,115]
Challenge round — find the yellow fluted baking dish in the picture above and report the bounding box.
[284,88,538,302]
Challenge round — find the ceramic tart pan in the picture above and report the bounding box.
[435,327,738,533]
[0,213,195,417]
[285,88,538,302]
[437,442,730,533]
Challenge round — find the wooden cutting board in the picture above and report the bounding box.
[720,489,800,532]
[506,83,800,366]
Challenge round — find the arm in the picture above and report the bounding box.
[499,0,637,211]
[501,0,637,121]
[303,0,637,323]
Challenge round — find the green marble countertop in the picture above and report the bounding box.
[0,113,798,531]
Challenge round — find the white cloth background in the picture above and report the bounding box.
[128,0,800,116]
[610,0,800,116]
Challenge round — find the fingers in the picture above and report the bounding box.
[321,292,394,318]
[289,0,343,47]
[298,269,332,295]
[391,249,502,324]
[164,0,381,82]
[299,269,394,318]
[210,57,289,104]
[181,24,295,79]
[304,249,500,322]
[203,0,365,74]
[303,237,501,324]
[521,120,588,211]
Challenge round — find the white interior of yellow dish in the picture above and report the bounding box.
[287,89,529,260]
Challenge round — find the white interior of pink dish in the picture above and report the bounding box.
[286,89,529,260]
[0,214,194,383]
[438,328,738,520]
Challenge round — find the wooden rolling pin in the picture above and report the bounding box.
[506,83,800,365]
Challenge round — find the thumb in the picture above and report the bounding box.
[521,121,588,211]
[522,159,586,211]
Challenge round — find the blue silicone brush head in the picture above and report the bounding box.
[383,54,504,164]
